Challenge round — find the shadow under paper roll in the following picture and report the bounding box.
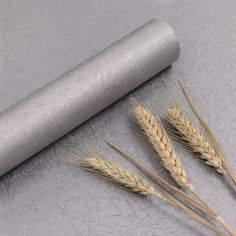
[0,19,180,176]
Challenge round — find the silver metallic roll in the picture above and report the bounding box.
[0,19,179,176]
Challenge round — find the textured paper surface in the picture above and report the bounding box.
[0,1,236,236]
[0,19,179,176]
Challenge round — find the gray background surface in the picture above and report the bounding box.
[0,1,235,236]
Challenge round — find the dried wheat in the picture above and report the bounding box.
[166,106,225,174]
[72,154,224,236]
[107,141,236,236]
[73,155,163,198]
[132,104,193,191]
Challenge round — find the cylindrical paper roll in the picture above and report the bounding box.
[0,19,179,176]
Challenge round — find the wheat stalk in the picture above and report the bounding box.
[177,81,236,188]
[166,106,225,174]
[106,141,217,218]
[106,142,236,236]
[70,151,224,236]
[131,104,235,236]
[71,154,163,198]
[132,103,193,191]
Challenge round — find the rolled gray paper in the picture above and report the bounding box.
[0,19,179,176]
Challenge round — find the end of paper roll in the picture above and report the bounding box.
[151,18,180,59]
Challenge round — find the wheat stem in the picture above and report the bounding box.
[105,142,226,236]
[107,142,236,236]
[163,191,224,236]
[189,191,236,236]
[189,191,211,210]
[106,141,217,218]
[73,153,223,236]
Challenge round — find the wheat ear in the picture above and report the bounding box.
[71,155,163,198]
[166,106,225,174]
[178,80,236,188]
[132,103,193,191]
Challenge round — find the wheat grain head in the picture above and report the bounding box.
[132,103,194,191]
[71,154,163,198]
[166,106,225,174]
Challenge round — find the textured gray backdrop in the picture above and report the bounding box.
[0,1,235,236]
